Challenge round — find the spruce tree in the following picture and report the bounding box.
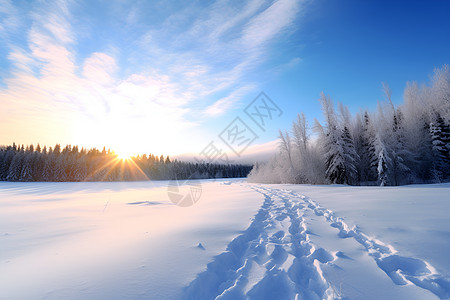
[430,114,450,180]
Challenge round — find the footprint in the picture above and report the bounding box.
[269,230,285,243]
[247,268,296,300]
[314,209,324,216]
[269,244,288,266]
[275,214,287,221]
[377,255,431,280]
[310,248,334,263]
[335,251,352,260]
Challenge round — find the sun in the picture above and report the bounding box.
[117,153,130,160]
[115,148,134,160]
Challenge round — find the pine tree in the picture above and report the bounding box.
[7,152,24,181]
[430,114,450,181]
[316,95,358,184]
[356,112,378,182]
[0,150,4,179]
[341,125,358,184]
[430,65,450,123]
[31,152,44,181]
[389,109,412,185]
[0,148,15,180]
[20,152,33,181]
[377,146,389,186]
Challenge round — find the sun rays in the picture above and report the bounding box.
[84,154,150,182]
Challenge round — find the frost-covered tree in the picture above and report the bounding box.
[20,152,33,181]
[7,151,24,181]
[248,111,326,184]
[0,147,15,180]
[0,143,251,182]
[249,65,450,186]
[430,114,450,181]
[390,109,413,185]
[339,103,359,184]
[430,65,450,123]
[292,113,308,155]
[316,94,357,184]
[375,85,412,185]
[376,142,390,186]
[278,129,295,177]
[291,112,325,183]
[355,112,377,182]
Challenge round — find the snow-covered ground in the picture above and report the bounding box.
[0,180,262,300]
[1,180,449,299]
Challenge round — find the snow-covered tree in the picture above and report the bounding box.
[7,151,24,181]
[0,147,15,180]
[0,143,252,182]
[430,113,450,181]
[316,94,357,184]
[291,112,326,183]
[249,65,450,186]
[20,152,33,181]
[377,143,389,186]
[292,113,308,156]
[430,65,450,123]
[279,130,294,170]
[355,112,377,183]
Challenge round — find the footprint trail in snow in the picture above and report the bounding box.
[182,185,449,300]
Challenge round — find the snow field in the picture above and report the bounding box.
[1,180,449,299]
[0,180,262,299]
[183,184,447,299]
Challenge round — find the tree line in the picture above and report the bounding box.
[249,65,450,186]
[0,144,252,182]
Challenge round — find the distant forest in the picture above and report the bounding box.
[249,65,450,186]
[0,144,252,182]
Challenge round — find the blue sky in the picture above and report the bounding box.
[0,0,449,160]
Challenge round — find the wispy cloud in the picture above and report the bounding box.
[129,0,303,112]
[0,0,20,38]
[0,0,304,153]
[204,84,257,116]
[241,0,300,52]
[30,0,74,44]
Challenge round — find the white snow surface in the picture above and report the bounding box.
[0,180,449,299]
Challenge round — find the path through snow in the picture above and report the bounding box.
[182,184,449,300]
